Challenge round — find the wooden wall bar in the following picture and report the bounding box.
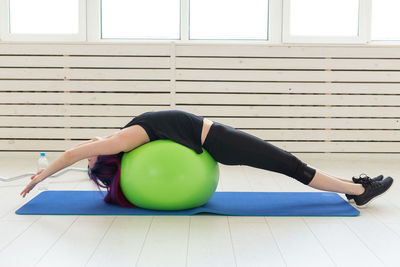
[0,43,399,154]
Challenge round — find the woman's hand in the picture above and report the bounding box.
[20,169,45,198]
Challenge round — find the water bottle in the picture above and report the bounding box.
[37,152,50,190]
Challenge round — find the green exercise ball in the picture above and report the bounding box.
[120,139,219,211]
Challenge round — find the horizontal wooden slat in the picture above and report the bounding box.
[274,142,400,153]
[176,58,400,70]
[273,142,400,153]
[0,128,114,139]
[0,80,171,92]
[0,140,84,151]
[4,68,400,82]
[1,105,398,117]
[0,68,171,80]
[176,70,400,82]
[1,80,399,94]
[3,93,399,106]
[1,128,398,141]
[1,140,399,153]
[6,56,400,71]
[177,106,400,118]
[210,117,400,129]
[2,43,400,58]
[0,43,171,55]
[3,66,400,82]
[0,56,170,68]
[245,129,400,141]
[0,93,170,104]
[2,152,399,159]
[175,94,400,106]
[0,117,133,128]
[176,81,400,94]
[176,44,400,58]
[0,116,398,129]
[0,105,170,116]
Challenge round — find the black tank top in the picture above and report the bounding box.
[120,110,205,154]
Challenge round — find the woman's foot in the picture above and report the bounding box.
[345,174,384,202]
[348,175,393,208]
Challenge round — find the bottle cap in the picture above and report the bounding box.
[40,152,46,156]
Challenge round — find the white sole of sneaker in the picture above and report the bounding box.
[354,181,393,209]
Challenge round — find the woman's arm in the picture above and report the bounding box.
[20,135,124,198]
[72,137,100,148]
[72,131,119,148]
[20,126,148,197]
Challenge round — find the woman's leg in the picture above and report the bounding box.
[308,170,364,195]
[203,122,364,196]
[307,164,355,183]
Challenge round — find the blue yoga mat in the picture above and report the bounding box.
[15,190,359,216]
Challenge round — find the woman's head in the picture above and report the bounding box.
[88,153,120,187]
[87,152,135,207]
[87,156,98,169]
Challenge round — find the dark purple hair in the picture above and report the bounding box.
[88,152,136,208]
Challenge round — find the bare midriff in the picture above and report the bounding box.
[201,118,213,146]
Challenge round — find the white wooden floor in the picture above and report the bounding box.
[0,153,399,267]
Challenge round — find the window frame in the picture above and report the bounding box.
[87,0,281,44]
[0,0,86,42]
[0,0,400,45]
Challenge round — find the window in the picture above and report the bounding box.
[290,0,358,36]
[283,0,365,43]
[371,0,400,41]
[189,0,269,40]
[101,0,180,39]
[9,0,79,34]
[1,0,85,41]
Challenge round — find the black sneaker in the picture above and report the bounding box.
[351,176,393,208]
[345,174,384,202]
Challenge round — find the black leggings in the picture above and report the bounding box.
[202,121,316,185]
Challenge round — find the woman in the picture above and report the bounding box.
[20,109,393,208]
